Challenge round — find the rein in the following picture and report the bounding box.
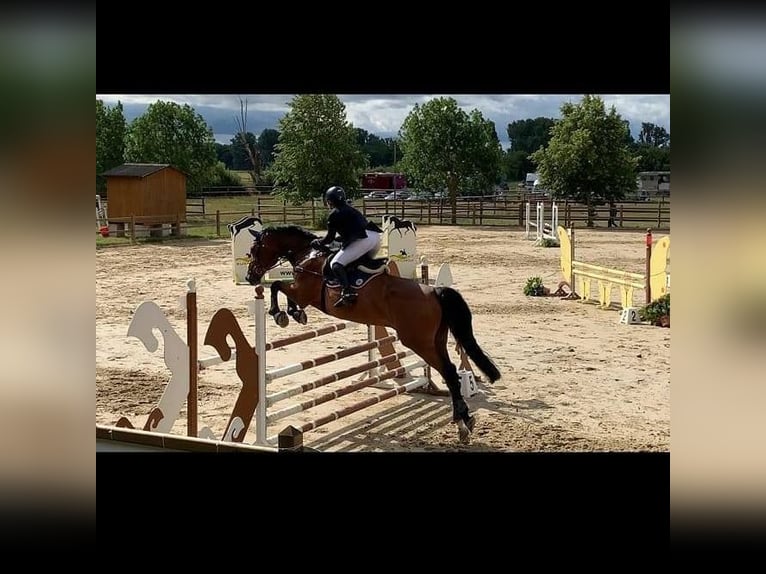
[293,246,328,278]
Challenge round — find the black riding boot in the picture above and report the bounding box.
[331,263,357,307]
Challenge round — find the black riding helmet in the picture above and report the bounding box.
[324,186,347,207]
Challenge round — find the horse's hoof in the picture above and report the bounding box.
[457,420,471,444]
[274,311,289,328]
[292,310,307,325]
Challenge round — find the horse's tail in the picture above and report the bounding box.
[435,287,501,383]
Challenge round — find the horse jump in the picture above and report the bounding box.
[558,225,671,310]
[249,287,433,446]
[525,201,559,242]
[113,281,435,448]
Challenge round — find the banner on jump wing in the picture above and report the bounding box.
[229,215,294,285]
[381,215,418,280]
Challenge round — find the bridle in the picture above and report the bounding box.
[248,231,326,279]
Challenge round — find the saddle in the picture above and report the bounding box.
[320,249,389,290]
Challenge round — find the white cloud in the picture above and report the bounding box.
[97,94,670,142]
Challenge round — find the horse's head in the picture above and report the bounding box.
[245,225,318,285]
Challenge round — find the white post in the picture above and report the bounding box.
[253,290,268,446]
[536,202,545,241]
[525,202,531,239]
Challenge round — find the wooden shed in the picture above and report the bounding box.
[101,164,187,234]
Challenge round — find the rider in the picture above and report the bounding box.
[311,185,383,307]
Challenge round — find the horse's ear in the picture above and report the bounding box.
[248,229,261,240]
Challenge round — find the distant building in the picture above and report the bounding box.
[100,163,188,237]
[637,171,670,196]
[361,172,408,191]
[524,172,539,190]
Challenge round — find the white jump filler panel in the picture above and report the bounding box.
[229,215,294,285]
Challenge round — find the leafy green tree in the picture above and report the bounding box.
[622,120,636,147]
[354,128,401,168]
[399,97,502,223]
[230,132,257,171]
[382,138,403,169]
[507,117,555,154]
[635,144,671,172]
[208,162,245,187]
[96,99,126,194]
[530,95,638,226]
[633,121,670,171]
[503,150,528,184]
[257,128,280,169]
[215,143,233,169]
[506,117,556,176]
[125,100,217,192]
[638,122,670,147]
[267,94,367,203]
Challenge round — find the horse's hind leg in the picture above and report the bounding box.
[400,326,474,444]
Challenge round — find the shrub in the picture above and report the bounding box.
[314,207,330,230]
[537,237,560,248]
[523,276,548,297]
[639,293,670,327]
[208,162,244,187]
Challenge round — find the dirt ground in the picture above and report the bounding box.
[96,225,670,452]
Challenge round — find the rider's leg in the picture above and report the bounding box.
[329,251,357,307]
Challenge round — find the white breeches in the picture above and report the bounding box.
[330,231,383,267]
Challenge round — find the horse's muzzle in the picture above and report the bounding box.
[245,272,262,285]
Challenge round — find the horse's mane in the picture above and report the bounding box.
[262,224,318,242]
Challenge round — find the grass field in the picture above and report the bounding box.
[232,170,253,185]
[95,194,325,247]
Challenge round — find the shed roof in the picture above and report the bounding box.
[101,163,181,178]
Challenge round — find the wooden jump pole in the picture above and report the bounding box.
[186,280,198,438]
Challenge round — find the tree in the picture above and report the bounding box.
[267,94,367,204]
[257,128,280,169]
[354,128,400,168]
[638,122,670,147]
[96,99,126,194]
[125,100,217,192]
[622,120,636,147]
[399,97,503,223]
[229,132,257,172]
[215,143,234,169]
[506,117,556,178]
[507,117,555,154]
[635,144,671,172]
[530,95,638,227]
[233,97,262,186]
[503,150,529,183]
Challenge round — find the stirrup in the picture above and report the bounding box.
[334,290,357,307]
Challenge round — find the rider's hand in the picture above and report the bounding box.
[310,239,324,250]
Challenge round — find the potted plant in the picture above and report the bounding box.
[523,276,549,297]
[639,293,670,327]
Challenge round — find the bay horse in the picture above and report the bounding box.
[245,224,501,444]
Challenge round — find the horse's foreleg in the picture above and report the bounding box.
[269,282,290,328]
[286,297,308,325]
[269,281,308,327]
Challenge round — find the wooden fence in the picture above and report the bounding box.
[97,195,670,241]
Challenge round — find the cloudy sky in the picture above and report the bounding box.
[95,94,670,149]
